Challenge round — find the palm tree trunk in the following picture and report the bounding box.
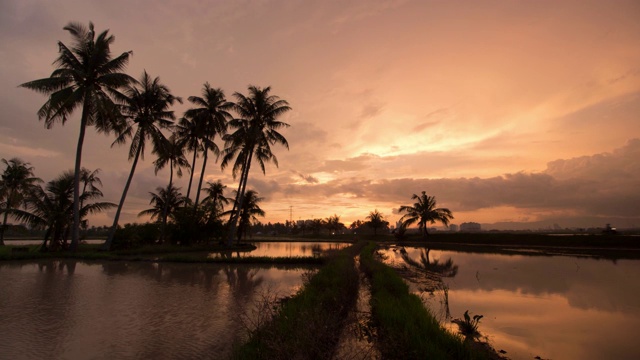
[70,108,89,252]
[194,143,208,208]
[0,206,9,246]
[227,151,253,246]
[159,161,174,243]
[186,149,197,201]
[103,146,142,251]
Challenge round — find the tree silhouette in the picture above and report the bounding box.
[20,22,133,250]
[104,71,181,250]
[0,158,42,245]
[366,209,388,236]
[184,83,233,208]
[221,86,290,246]
[398,191,453,238]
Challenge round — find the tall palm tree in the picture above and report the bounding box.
[201,180,230,220]
[19,21,133,250]
[12,170,114,251]
[0,158,42,245]
[138,184,187,224]
[235,189,265,242]
[398,191,454,238]
[366,209,388,235]
[221,86,291,246]
[174,115,203,202]
[184,83,233,208]
[103,71,181,250]
[153,134,190,242]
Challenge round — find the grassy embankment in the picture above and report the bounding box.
[360,241,491,360]
[232,241,365,359]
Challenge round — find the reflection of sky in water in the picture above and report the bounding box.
[380,247,640,360]
[0,260,311,359]
[210,241,350,258]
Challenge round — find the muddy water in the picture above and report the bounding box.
[380,246,640,360]
[0,260,312,359]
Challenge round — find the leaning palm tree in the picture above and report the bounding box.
[184,83,233,208]
[13,170,114,251]
[398,191,454,238]
[221,86,291,246]
[19,21,134,250]
[138,184,187,224]
[200,180,230,220]
[103,71,181,250]
[0,158,42,245]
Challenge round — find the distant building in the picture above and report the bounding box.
[460,222,481,232]
[449,224,458,232]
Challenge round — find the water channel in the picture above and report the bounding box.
[0,241,348,359]
[3,241,639,359]
[379,246,640,360]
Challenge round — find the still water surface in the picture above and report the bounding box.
[0,259,313,359]
[380,246,640,360]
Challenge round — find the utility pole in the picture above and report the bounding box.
[289,206,293,223]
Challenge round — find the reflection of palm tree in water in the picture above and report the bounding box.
[397,248,458,320]
[400,248,458,281]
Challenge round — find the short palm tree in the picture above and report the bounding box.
[221,86,291,246]
[235,189,265,242]
[184,83,233,208]
[153,134,190,242]
[138,184,187,224]
[398,191,453,238]
[0,158,42,245]
[201,180,230,220]
[366,209,388,236]
[19,21,133,250]
[12,170,114,251]
[103,71,181,250]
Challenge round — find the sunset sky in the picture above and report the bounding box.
[1,0,639,230]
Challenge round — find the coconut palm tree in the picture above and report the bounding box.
[221,86,291,246]
[174,115,204,202]
[19,21,133,250]
[0,158,42,245]
[184,83,233,208]
[235,189,265,242]
[138,184,187,224]
[398,191,453,238]
[201,180,230,220]
[153,134,190,242]
[103,71,181,250]
[12,170,114,251]
[366,209,388,236]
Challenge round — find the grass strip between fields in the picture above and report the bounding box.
[359,242,490,360]
[232,241,366,359]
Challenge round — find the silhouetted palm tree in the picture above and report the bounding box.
[184,83,233,208]
[325,214,344,234]
[174,115,204,202]
[201,180,230,220]
[20,22,133,250]
[138,184,187,224]
[153,135,190,242]
[13,170,114,251]
[0,158,42,245]
[366,209,388,236]
[221,86,290,246]
[104,71,181,250]
[398,191,453,238]
[235,189,264,242]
